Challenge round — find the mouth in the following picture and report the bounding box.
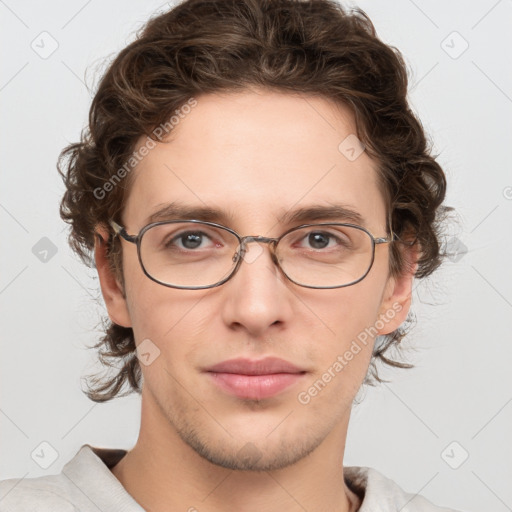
[204,357,307,400]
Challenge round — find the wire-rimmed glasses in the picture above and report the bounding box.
[108,219,394,290]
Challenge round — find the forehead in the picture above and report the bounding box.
[123,90,387,233]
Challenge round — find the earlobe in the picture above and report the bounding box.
[94,226,132,328]
[376,244,419,335]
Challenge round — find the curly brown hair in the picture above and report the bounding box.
[58,0,451,402]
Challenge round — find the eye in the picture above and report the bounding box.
[167,230,216,250]
[305,231,334,249]
[295,229,351,250]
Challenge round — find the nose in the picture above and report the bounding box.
[221,238,293,338]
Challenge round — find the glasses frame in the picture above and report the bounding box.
[108,218,394,290]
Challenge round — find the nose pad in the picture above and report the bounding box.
[232,241,252,263]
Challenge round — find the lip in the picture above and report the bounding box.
[205,357,306,400]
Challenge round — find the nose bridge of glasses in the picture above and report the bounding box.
[240,235,277,245]
[236,235,279,262]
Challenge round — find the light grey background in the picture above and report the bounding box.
[1,1,511,511]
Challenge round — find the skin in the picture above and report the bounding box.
[95,88,416,512]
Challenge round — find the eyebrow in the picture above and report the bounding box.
[144,202,365,228]
[276,204,365,226]
[145,203,236,225]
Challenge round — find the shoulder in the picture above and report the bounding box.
[0,474,78,511]
[345,466,464,512]
[0,444,140,512]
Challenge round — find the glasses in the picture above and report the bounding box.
[108,219,394,290]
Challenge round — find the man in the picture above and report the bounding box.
[0,0,460,510]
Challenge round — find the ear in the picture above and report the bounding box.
[94,225,132,328]
[376,242,419,335]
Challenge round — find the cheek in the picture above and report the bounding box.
[304,280,385,345]
[124,265,218,379]
[299,281,386,382]
[128,287,207,344]
[295,292,380,411]
[122,247,199,339]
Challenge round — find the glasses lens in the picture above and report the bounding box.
[140,222,239,288]
[277,224,373,288]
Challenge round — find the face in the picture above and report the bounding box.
[97,89,413,471]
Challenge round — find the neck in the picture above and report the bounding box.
[111,391,361,512]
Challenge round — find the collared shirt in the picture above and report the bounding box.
[0,444,462,511]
